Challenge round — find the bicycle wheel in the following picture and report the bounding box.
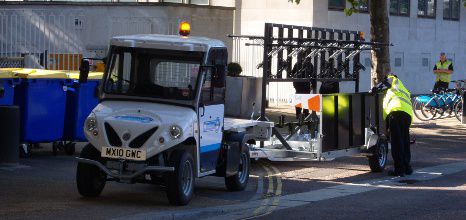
[420,98,438,120]
[413,99,431,121]
[454,100,463,122]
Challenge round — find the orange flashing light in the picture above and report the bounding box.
[179,21,191,37]
[359,32,365,40]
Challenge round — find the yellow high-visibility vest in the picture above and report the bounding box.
[435,60,452,83]
[382,75,413,122]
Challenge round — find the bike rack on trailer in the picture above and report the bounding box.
[230,23,391,164]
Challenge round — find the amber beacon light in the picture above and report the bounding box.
[179,21,191,36]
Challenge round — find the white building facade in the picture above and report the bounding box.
[1,0,465,95]
[233,0,466,95]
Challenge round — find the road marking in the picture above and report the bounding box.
[248,176,263,202]
[115,161,466,220]
[239,161,283,220]
[250,161,274,217]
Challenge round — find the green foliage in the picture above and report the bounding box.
[227,62,243,77]
[289,0,371,16]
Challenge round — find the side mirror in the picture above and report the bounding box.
[79,59,90,84]
[211,64,226,88]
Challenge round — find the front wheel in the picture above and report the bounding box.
[76,144,107,197]
[455,100,463,122]
[164,150,195,206]
[368,136,388,172]
[225,145,250,191]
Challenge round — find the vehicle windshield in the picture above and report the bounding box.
[103,46,204,102]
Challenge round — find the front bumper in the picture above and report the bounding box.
[75,157,174,180]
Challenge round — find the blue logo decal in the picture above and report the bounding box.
[113,116,154,124]
[203,117,221,133]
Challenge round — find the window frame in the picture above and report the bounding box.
[200,48,227,106]
[328,0,347,11]
[443,0,460,21]
[390,0,411,17]
[418,0,437,19]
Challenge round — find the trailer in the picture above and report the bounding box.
[231,23,390,171]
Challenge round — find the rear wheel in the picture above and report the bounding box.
[368,136,388,172]
[225,145,250,191]
[76,144,107,197]
[164,150,195,206]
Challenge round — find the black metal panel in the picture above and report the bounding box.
[337,94,350,149]
[322,95,337,152]
[364,94,376,129]
[352,94,365,146]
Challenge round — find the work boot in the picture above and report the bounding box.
[405,166,413,175]
[388,170,405,177]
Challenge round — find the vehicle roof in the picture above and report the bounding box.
[110,34,226,52]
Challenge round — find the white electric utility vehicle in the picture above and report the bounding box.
[75,28,273,205]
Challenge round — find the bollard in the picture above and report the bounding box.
[463,93,466,124]
[0,106,20,164]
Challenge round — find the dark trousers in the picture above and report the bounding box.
[433,81,449,92]
[387,111,412,174]
[295,107,309,119]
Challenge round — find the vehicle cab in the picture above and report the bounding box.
[75,23,262,205]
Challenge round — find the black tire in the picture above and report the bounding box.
[368,136,388,172]
[420,99,438,120]
[455,100,463,122]
[19,144,32,158]
[76,144,107,197]
[225,145,250,191]
[65,142,76,156]
[164,150,195,206]
[413,100,432,121]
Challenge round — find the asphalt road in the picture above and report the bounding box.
[1,117,465,220]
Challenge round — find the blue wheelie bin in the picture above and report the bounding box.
[13,69,71,145]
[0,68,21,106]
[64,72,102,141]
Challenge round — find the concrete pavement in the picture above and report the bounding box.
[0,111,465,220]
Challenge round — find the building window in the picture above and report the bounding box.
[329,0,346,10]
[443,0,460,20]
[390,0,410,16]
[418,0,437,18]
[422,57,429,67]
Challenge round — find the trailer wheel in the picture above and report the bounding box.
[64,142,76,156]
[164,150,195,206]
[225,145,250,191]
[76,144,107,197]
[368,137,388,172]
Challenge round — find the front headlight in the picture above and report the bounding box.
[169,125,183,139]
[86,117,97,132]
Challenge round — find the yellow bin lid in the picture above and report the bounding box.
[0,68,22,78]
[68,71,104,80]
[14,69,68,79]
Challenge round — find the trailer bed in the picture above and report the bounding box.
[224,118,273,132]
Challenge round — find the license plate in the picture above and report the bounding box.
[101,147,146,161]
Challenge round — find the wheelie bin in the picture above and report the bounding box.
[60,71,103,155]
[0,68,21,106]
[13,69,71,156]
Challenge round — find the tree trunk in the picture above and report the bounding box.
[369,0,390,86]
